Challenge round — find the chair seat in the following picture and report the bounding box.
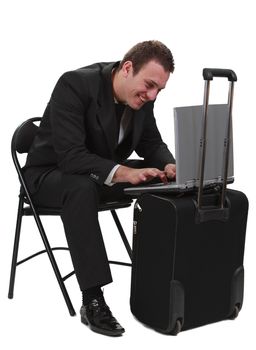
[22,198,133,216]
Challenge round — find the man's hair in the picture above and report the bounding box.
[119,40,175,75]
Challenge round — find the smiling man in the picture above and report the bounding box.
[24,40,176,336]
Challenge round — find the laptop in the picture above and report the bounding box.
[124,104,234,195]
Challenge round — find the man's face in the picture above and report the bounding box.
[122,60,170,110]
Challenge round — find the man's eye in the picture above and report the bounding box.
[145,83,153,89]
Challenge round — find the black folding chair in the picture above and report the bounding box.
[8,117,133,316]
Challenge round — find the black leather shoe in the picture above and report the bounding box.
[80,295,125,336]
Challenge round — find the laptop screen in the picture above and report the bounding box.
[174,104,234,187]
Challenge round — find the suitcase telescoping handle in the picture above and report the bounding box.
[197,68,237,220]
[203,68,237,82]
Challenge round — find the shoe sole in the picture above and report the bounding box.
[81,316,125,337]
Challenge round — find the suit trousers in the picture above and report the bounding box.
[24,160,143,291]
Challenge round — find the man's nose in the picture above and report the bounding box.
[146,88,159,101]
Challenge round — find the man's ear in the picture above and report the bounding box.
[122,61,133,77]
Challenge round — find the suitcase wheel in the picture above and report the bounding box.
[171,319,182,335]
[229,304,240,320]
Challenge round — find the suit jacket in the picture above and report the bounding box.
[25,62,175,191]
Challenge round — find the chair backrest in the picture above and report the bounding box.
[11,117,42,197]
[11,117,41,170]
[12,117,41,154]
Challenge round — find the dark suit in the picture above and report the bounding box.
[24,62,175,290]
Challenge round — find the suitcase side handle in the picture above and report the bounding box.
[203,68,237,82]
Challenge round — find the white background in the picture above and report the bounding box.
[1,0,255,349]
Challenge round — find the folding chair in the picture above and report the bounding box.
[8,117,133,316]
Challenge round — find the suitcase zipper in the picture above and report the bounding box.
[133,220,137,235]
[135,202,142,212]
[133,202,142,235]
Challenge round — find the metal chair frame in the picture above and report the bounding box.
[8,117,132,316]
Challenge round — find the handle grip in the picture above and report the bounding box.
[203,68,237,82]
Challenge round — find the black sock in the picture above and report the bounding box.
[82,286,103,305]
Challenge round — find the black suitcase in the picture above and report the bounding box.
[129,69,249,335]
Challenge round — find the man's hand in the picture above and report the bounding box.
[164,163,176,180]
[112,165,168,185]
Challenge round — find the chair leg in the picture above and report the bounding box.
[8,197,24,299]
[111,210,132,261]
[30,206,76,316]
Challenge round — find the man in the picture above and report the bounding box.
[24,40,176,336]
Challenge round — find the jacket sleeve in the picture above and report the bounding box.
[50,71,117,185]
[135,102,175,169]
